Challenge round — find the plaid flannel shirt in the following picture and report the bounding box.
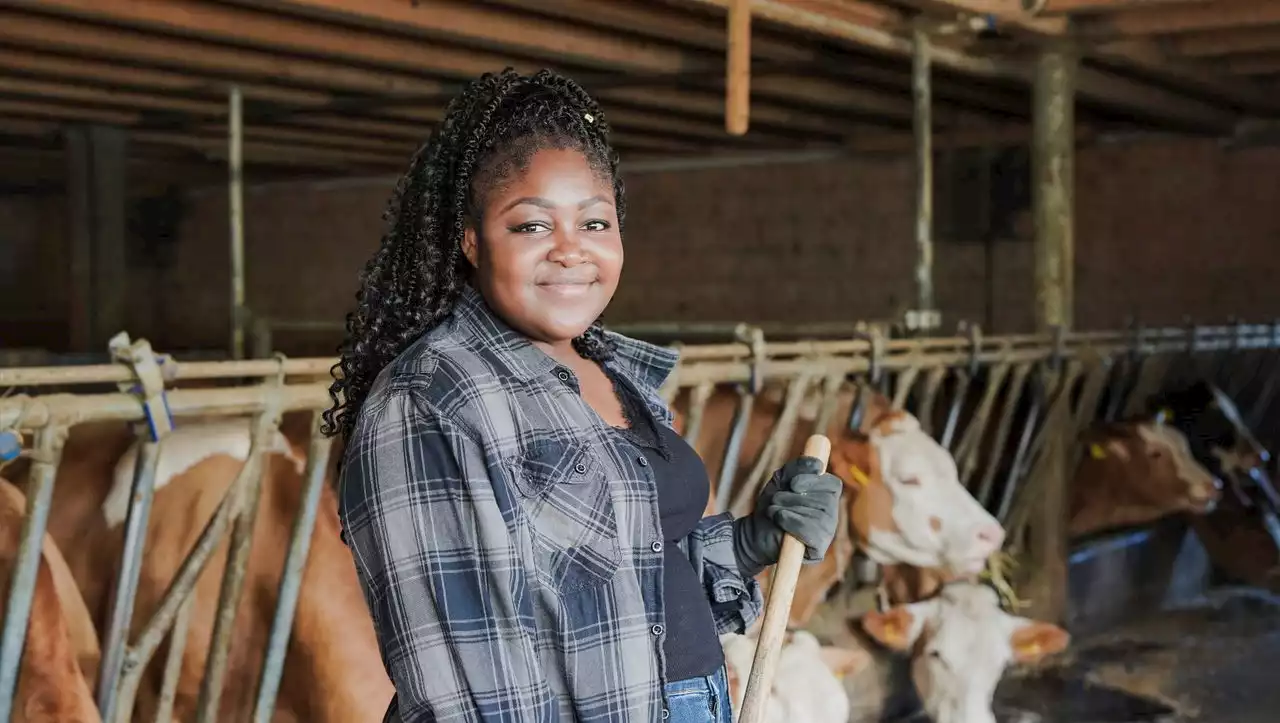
[339,285,763,723]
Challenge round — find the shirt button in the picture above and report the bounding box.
[661,709,670,720]
[651,624,664,636]
[638,457,649,467]
[556,370,570,382]
[651,541,663,553]
[574,462,587,474]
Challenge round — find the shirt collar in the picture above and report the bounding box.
[448,284,680,394]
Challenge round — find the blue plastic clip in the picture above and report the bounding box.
[0,430,21,463]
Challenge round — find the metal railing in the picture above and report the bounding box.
[1,320,1278,720]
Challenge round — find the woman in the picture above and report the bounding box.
[326,68,843,723]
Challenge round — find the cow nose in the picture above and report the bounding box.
[976,524,1005,549]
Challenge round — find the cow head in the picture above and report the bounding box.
[721,628,870,723]
[1147,381,1271,505]
[834,407,1005,577]
[861,582,1069,723]
[1074,419,1222,537]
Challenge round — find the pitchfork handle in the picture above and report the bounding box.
[738,434,833,723]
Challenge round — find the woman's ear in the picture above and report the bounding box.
[462,225,480,269]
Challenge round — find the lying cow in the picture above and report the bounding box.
[0,477,102,723]
[1069,417,1221,538]
[720,627,870,723]
[8,416,393,722]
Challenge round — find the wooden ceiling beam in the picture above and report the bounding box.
[0,11,450,97]
[1174,27,1280,57]
[0,99,140,126]
[1026,0,1208,15]
[1078,0,1280,37]
[215,0,712,73]
[1226,53,1280,75]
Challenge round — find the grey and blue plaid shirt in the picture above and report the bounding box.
[339,285,763,722]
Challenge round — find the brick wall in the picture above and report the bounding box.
[3,137,1278,354]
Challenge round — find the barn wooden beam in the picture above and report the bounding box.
[1078,0,1280,37]
[0,11,451,97]
[1090,39,1280,114]
[912,27,936,330]
[1025,0,1208,14]
[1227,53,1280,76]
[1174,27,1280,58]
[1028,39,1077,625]
[215,0,710,73]
[726,0,752,135]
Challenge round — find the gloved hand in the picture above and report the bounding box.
[733,455,843,578]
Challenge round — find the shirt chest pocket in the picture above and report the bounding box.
[511,439,622,594]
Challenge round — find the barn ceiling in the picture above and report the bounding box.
[1,0,1277,187]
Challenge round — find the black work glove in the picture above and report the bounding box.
[732,456,843,578]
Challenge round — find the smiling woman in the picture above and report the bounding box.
[324,67,843,723]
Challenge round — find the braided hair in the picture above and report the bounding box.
[323,68,623,444]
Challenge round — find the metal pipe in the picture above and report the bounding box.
[955,363,1012,485]
[0,426,64,721]
[732,373,813,515]
[915,366,948,436]
[714,386,756,514]
[997,369,1044,523]
[229,84,246,360]
[154,597,195,723]
[682,381,716,447]
[912,26,935,324]
[976,362,1033,507]
[940,370,971,451]
[195,411,276,723]
[254,413,333,722]
[892,363,921,410]
[96,435,163,722]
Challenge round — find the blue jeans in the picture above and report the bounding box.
[662,666,733,723]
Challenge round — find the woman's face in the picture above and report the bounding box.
[463,147,622,348]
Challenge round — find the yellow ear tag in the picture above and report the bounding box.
[1016,641,1042,657]
[1155,407,1173,425]
[848,464,871,488]
[1089,443,1107,460]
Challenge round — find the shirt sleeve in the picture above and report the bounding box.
[685,512,764,635]
[338,385,556,723]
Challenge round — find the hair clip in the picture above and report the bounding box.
[584,113,595,124]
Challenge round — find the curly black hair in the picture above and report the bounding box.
[323,67,624,444]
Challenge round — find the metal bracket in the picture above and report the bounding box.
[735,324,766,395]
[965,322,983,376]
[108,332,175,441]
[904,309,942,333]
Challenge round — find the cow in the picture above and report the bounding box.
[0,477,102,723]
[1146,380,1280,587]
[1068,418,1221,538]
[858,581,1070,723]
[7,415,394,722]
[719,627,870,723]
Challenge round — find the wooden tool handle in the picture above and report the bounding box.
[738,434,833,723]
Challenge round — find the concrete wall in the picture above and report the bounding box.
[3,137,1278,355]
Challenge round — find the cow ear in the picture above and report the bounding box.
[1008,619,1070,664]
[1104,438,1130,462]
[860,602,929,652]
[818,644,873,679]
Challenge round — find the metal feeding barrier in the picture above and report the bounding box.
[2,321,1280,721]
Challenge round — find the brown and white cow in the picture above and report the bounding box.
[0,477,102,723]
[10,416,392,722]
[859,582,1069,723]
[720,627,870,723]
[1069,419,1221,538]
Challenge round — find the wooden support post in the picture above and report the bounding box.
[725,0,751,135]
[1026,40,1077,625]
[229,85,246,360]
[65,124,128,352]
[911,26,936,334]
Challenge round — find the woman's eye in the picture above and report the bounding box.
[511,221,550,234]
[582,219,610,232]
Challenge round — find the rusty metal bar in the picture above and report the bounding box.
[96,434,163,722]
[0,425,65,721]
[725,0,751,135]
[912,26,935,327]
[1032,41,1078,334]
[229,84,246,360]
[254,412,332,722]
[195,406,281,723]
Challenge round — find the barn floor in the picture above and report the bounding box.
[992,587,1280,723]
